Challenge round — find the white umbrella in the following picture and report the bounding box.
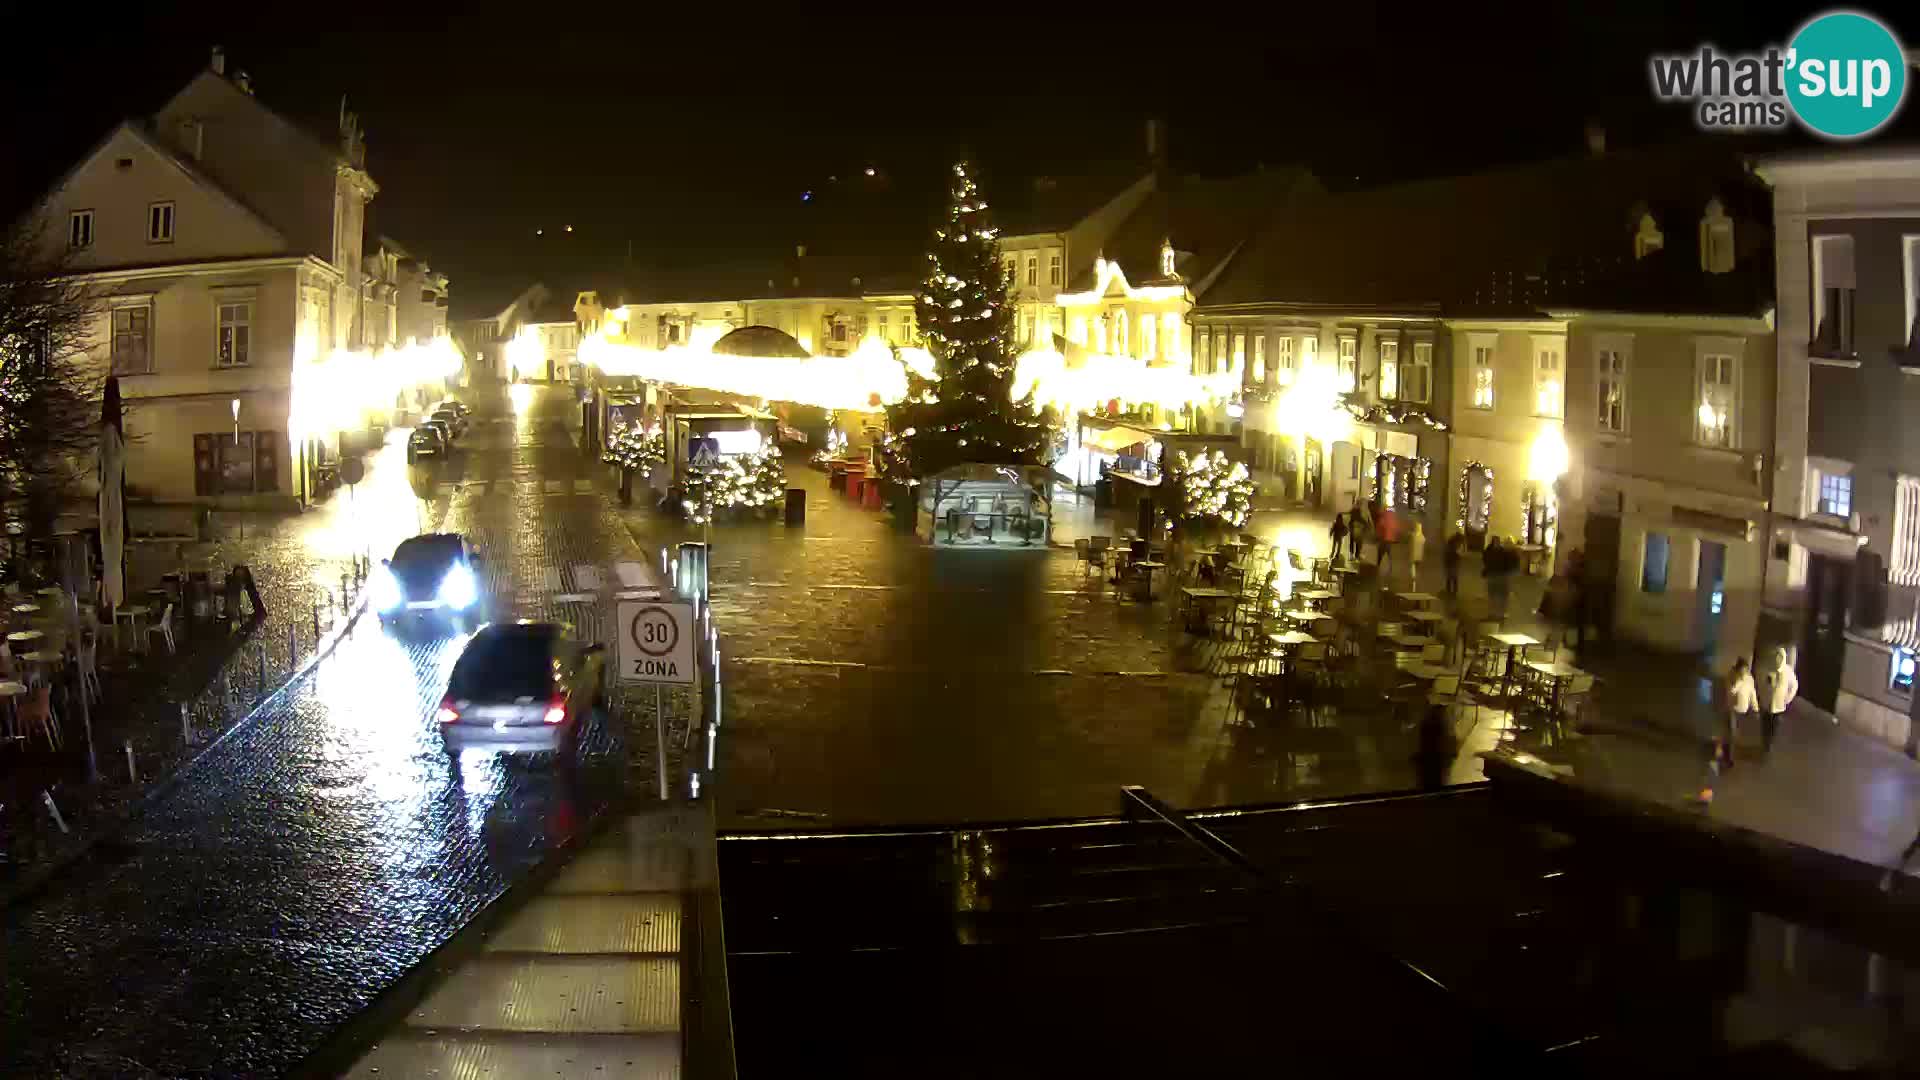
[99,378,125,610]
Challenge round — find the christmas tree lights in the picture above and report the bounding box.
[884,162,1051,480]
[1170,449,1254,529]
[603,425,665,471]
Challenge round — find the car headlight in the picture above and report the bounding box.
[371,566,403,612]
[438,563,478,610]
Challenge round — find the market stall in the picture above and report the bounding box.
[918,464,1057,548]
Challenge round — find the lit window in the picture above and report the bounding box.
[148,201,175,243]
[1274,335,1296,386]
[1161,239,1176,278]
[1003,257,1016,286]
[111,305,152,375]
[1070,316,1087,346]
[1232,332,1245,375]
[1532,339,1563,417]
[878,312,890,341]
[1300,334,1318,372]
[1336,335,1357,392]
[1140,314,1157,360]
[1404,340,1431,403]
[1597,344,1628,433]
[1378,338,1399,399]
[1026,256,1037,287]
[1197,329,1211,373]
[1695,352,1737,447]
[217,301,252,367]
[1641,532,1670,594]
[1252,335,1266,385]
[68,210,94,249]
[1818,472,1852,518]
[1115,310,1129,356]
[1049,253,1062,286]
[1161,316,1176,361]
[1893,648,1915,693]
[1470,340,1495,409]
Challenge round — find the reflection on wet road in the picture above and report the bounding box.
[0,386,652,1077]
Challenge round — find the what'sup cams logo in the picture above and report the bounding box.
[1650,10,1909,139]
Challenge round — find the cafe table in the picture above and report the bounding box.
[1404,609,1444,625]
[1524,660,1587,715]
[10,603,40,617]
[1489,630,1541,699]
[1392,591,1439,610]
[1389,633,1438,651]
[1129,560,1165,602]
[1179,586,1236,634]
[1295,589,1336,610]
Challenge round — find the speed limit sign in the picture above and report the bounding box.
[616,599,696,685]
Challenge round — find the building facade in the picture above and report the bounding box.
[1758,150,1920,751]
[29,50,388,507]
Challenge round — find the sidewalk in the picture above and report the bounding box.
[0,432,417,894]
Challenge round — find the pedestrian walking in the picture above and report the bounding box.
[1723,656,1757,770]
[1443,531,1464,596]
[1348,508,1366,562]
[1329,512,1349,562]
[1375,504,1399,579]
[1406,521,1427,591]
[1483,536,1511,621]
[1757,647,1799,757]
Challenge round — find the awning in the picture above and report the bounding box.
[1081,424,1156,452]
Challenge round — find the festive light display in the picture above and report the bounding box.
[1170,449,1254,529]
[1011,346,1238,417]
[682,444,787,525]
[580,333,912,413]
[603,425,665,471]
[290,335,463,453]
[885,161,1051,479]
[1457,461,1495,534]
[1527,426,1570,484]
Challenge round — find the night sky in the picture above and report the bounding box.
[4,3,1913,312]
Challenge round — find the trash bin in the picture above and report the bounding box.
[784,487,807,526]
[862,479,884,510]
[187,570,213,620]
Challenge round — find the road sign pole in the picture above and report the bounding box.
[655,683,668,801]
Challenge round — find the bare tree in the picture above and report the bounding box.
[0,220,102,578]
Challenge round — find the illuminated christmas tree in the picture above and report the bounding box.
[885,161,1050,479]
[1170,450,1254,529]
[603,425,665,472]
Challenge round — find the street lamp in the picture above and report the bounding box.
[231,398,241,442]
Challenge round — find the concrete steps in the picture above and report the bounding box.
[347,807,717,1079]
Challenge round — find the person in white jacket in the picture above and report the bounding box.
[1757,647,1799,757]
[1723,656,1757,768]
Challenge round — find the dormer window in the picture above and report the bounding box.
[1700,198,1734,274]
[1633,212,1664,260]
[1160,239,1176,278]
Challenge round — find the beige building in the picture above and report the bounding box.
[997,172,1154,351]
[28,49,390,507]
[595,254,918,357]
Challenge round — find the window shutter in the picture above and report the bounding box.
[255,431,280,493]
[193,434,216,496]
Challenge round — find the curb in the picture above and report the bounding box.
[1,590,371,911]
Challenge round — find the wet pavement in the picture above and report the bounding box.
[620,471,1483,829]
[0,385,673,1077]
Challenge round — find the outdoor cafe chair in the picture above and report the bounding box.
[75,634,101,703]
[147,603,177,655]
[19,683,57,750]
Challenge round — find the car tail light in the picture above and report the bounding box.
[436,697,461,725]
[542,694,566,725]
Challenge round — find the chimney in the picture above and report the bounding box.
[1146,116,1168,171]
[235,71,253,95]
[795,244,806,258]
[1584,121,1606,157]
[210,46,226,76]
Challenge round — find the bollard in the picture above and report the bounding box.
[125,740,137,784]
[288,625,298,672]
[42,791,68,834]
[180,702,192,745]
[256,643,267,697]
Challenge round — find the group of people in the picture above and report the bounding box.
[1327,504,1427,587]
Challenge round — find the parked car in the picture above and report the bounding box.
[372,533,483,628]
[437,621,607,759]
[406,424,446,463]
[431,406,467,439]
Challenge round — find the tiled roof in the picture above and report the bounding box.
[1198,144,1773,318]
[997,171,1148,236]
[1063,169,1321,298]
